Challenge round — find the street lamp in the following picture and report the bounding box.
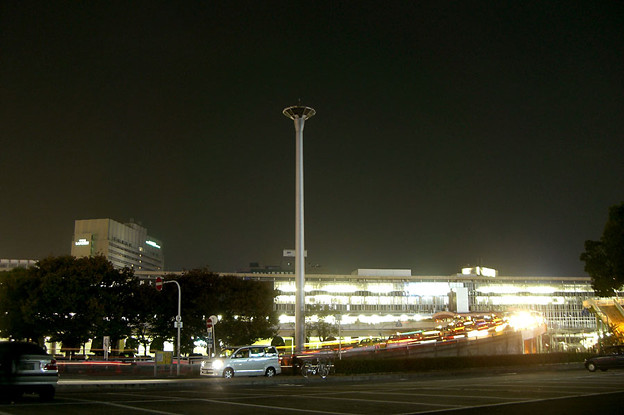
[283,104,315,354]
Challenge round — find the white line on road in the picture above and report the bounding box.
[356,390,528,401]
[192,397,355,414]
[65,397,183,415]
[393,389,624,414]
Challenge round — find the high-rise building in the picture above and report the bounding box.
[71,219,164,271]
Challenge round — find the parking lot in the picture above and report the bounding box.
[2,366,624,414]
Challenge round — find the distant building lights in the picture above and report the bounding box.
[368,283,394,294]
[462,266,498,277]
[145,240,161,249]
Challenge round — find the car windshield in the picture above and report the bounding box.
[218,348,237,358]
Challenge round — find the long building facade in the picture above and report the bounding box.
[245,269,597,349]
[71,219,164,271]
[137,267,603,351]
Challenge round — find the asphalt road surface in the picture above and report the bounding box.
[2,366,624,414]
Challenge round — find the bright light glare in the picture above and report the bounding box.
[467,329,490,338]
[507,311,545,330]
[478,295,564,305]
[476,285,557,295]
[580,333,599,349]
[328,284,358,293]
[406,282,450,296]
[276,283,296,293]
[368,283,394,294]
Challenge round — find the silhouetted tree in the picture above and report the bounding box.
[581,203,624,296]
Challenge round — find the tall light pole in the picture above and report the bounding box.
[283,104,315,354]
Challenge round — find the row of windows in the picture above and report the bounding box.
[275,303,445,313]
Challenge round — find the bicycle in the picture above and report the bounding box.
[300,358,332,379]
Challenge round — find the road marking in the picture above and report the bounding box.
[285,394,465,408]
[193,397,354,414]
[64,397,183,415]
[357,390,528,401]
[393,389,624,414]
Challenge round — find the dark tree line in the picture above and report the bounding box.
[0,256,278,355]
[581,202,624,296]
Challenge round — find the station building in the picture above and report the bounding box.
[138,266,605,351]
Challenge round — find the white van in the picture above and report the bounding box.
[200,346,281,378]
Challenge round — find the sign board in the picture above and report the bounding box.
[103,336,110,361]
[283,249,307,257]
[155,277,163,291]
[155,351,173,365]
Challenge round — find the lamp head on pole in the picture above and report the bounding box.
[283,105,316,121]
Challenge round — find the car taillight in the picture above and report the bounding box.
[44,359,57,371]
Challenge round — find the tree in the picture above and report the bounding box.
[141,270,278,355]
[581,203,624,296]
[0,256,139,354]
[214,275,278,347]
[0,267,46,343]
[1,260,279,356]
[305,304,338,342]
[127,281,166,355]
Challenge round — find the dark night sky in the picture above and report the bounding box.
[1,1,623,276]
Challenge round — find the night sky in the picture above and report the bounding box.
[1,1,623,276]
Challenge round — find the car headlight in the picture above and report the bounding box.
[212,360,224,370]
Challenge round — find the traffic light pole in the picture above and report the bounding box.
[164,280,181,376]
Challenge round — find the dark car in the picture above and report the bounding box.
[0,341,58,401]
[585,345,624,372]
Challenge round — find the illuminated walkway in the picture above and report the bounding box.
[583,298,624,339]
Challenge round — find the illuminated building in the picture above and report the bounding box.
[244,269,598,350]
[71,218,164,271]
[136,267,601,350]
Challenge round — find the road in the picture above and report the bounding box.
[2,366,624,414]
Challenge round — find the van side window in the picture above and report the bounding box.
[250,347,264,357]
[264,347,278,356]
[234,349,249,359]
